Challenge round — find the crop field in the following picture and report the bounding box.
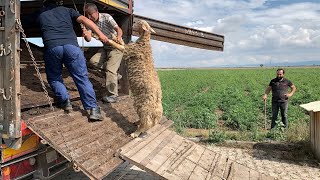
[158,67,320,142]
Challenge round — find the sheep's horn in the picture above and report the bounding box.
[150,27,156,34]
[111,34,125,45]
[108,40,125,51]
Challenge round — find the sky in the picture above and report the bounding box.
[23,0,320,68]
[133,0,320,68]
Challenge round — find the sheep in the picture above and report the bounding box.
[123,20,163,138]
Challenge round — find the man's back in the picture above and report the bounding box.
[38,5,80,49]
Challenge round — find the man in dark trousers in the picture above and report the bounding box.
[38,0,109,120]
[262,68,296,129]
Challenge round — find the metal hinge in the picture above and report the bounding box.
[0,87,13,101]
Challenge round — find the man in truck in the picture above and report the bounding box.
[83,3,124,103]
[38,0,108,120]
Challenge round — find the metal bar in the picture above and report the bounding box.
[133,15,224,51]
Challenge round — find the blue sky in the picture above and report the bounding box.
[24,0,320,68]
[134,0,320,68]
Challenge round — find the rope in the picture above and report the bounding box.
[71,0,86,52]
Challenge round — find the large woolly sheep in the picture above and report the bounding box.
[123,20,163,138]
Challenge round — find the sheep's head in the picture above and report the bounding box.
[133,20,156,35]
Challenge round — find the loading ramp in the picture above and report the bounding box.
[120,124,275,180]
[25,96,274,180]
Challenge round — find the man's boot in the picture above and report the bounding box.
[59,99,73,112]
[102,95,118,103]
[89,107,103,121]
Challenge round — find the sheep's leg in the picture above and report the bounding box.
[130,112,153,138]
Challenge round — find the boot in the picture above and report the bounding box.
[102,95,118,103]
[59,99,72,112]
[89,107,103,121]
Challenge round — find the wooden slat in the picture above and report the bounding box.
[121,120,173,156]
[211,155,228,178]
[223,159,235,179]
[130,129,174,162]
[163,158,197,180]
[145,134,184,171]
[139,130,176,166]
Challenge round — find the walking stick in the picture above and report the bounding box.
[264,99,267,130]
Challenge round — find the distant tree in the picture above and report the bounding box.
[260,64,264,67]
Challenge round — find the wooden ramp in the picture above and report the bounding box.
[120,125,275,180]
[25,96,139,180]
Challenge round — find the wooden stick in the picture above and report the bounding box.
[108,39,125,51]
[264,100,267,129]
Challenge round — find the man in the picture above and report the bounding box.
[83,3,124,103]
[262,68,296,129]
[38,0,109,120]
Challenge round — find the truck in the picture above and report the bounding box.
[0,0,224,179]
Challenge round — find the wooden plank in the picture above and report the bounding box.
[198,148,218,171]
[205,153,220,180]
[145,134,184,170]
[163,158,197,180]
[139,130,177,166]
[189,165,209,180]
[223,158,235,179]
[311,112,315,152]
[130,129,174,162]
[156,140,195,176]
[211,154,228,178]
[121,120,173,157]
[120,127,275,180]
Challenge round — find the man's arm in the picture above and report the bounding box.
[76,15,108,43]
[115,26,123,43]
[286,84,296,98]
[262,86,272,101]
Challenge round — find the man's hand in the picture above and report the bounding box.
[99,34,109,44]
[82,29,92,41]
[285,93,292,98]
[262,94,267,101]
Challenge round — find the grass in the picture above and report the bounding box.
[158,67,319,143]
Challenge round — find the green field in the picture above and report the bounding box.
[158,67,320,143]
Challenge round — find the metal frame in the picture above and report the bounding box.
[0,0,22,150]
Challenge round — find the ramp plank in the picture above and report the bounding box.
[120,128,274,180]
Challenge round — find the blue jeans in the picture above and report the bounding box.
[44,44,97,110]
[271,101,288,129]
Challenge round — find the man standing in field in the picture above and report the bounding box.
[262,68,296,129]
[83,3,124,103]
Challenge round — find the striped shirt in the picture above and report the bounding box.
[91,13,118,39]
